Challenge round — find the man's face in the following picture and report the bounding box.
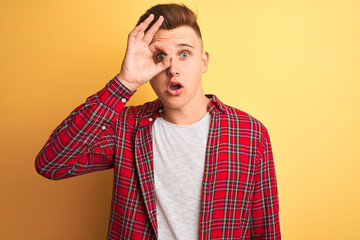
[149,26,209,111]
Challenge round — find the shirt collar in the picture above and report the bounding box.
[206,94,227,114]
[137,94,226,127]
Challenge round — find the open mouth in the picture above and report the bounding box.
[169,83,182,90]
[167,82,184,95]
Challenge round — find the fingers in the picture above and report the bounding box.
[155,54,171,74]
[149,42,171,74]
[128,14,155,40]
[148,41,170,55]
[128,14,164,43]
[143,15,164,43]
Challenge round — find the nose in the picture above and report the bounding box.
[166,57,179,77]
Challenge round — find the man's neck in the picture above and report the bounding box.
[162,95,210,125]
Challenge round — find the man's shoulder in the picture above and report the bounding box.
[212,95,268,134]
[228,105,266,128]
[222,104,272,149]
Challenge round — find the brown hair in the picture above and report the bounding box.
[137,3,202,39]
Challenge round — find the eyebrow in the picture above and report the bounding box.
[177,43,194,48]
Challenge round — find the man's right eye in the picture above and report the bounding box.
[157,53,166,61]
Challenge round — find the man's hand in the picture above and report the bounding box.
[116,14,171,91]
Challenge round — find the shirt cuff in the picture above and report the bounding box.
[97,76,136,113]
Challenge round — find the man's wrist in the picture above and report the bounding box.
[115,74,140,92]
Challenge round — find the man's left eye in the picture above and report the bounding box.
[180,52,189,58]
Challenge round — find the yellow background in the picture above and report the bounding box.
[1,0,359,239]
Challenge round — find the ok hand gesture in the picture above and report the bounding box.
[116,14,171,91]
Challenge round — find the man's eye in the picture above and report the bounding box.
[157,53,166,61]
[180,52,189,58]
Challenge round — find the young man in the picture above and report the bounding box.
[35,4,281,240]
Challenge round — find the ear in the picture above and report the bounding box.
[201,51,209,73]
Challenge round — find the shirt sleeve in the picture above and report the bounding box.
[35,77,134,180]
[250,128,281,239]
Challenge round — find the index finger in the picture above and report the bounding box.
[148,41,171,55]
[142,15,164,44]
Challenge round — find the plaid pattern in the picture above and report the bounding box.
[35,77,281,239]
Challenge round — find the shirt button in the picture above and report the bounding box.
[121,98,126,103]
[148,118,153,122]
[102,126,106,130]
[159,109,163,113]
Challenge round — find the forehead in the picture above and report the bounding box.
[151,26,202,48]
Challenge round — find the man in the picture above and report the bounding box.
[35,3,281,239]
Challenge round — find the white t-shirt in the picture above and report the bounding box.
[152,113,211,239]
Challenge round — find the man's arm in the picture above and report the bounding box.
[35,79,133,180]
[35,14,170,180]
[250,129,281,239]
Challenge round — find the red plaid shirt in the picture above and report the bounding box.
[35,77,281,239]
